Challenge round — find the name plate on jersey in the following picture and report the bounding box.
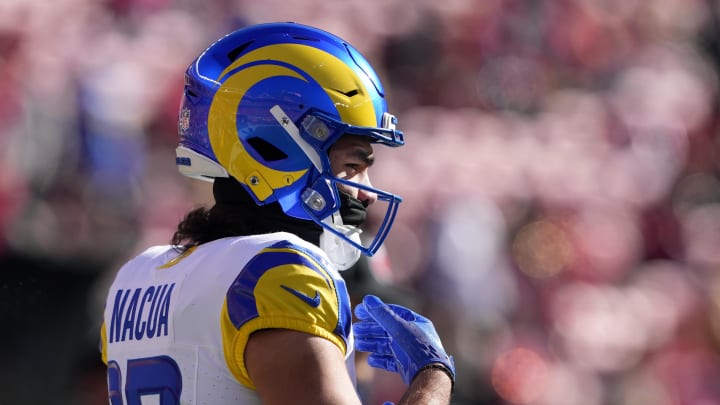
[108,283,176,343]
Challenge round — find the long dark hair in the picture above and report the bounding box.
[170,177,322,251]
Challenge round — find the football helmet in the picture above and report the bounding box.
[176,22,404,261]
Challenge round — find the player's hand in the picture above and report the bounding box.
[353,295,455,386]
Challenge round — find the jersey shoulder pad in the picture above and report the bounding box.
[220,239,352,388]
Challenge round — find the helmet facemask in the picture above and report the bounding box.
[270,105,403,269]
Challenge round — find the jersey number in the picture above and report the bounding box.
[108,355,182,405]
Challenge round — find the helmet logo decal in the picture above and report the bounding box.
[179,107,190,134]
[208,43,380,203]
[208,64,309,201]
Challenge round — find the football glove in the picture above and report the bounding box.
[353,295,455,387]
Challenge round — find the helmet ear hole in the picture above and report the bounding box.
[247,137,288,161]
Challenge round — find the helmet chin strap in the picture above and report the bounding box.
[319,212,362,271]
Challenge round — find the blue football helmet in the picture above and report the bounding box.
[176,22,404,260]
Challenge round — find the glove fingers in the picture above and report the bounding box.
[354,336,392,355]
[353,321,388,337]
[361,295,401,326]
[367,354,399,374]
[363,296,419,337]
[354,300,373,321]
[363,296,436,340]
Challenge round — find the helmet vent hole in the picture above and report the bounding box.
[292,35,320,42]
[247,137,288,161]
[227,41,254,62]
[331,88,359,97]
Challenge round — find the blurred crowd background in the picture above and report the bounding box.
[2,0,720,404]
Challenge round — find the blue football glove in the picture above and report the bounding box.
[353,295,455,387]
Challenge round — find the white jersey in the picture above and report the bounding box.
[100,232,355,404]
